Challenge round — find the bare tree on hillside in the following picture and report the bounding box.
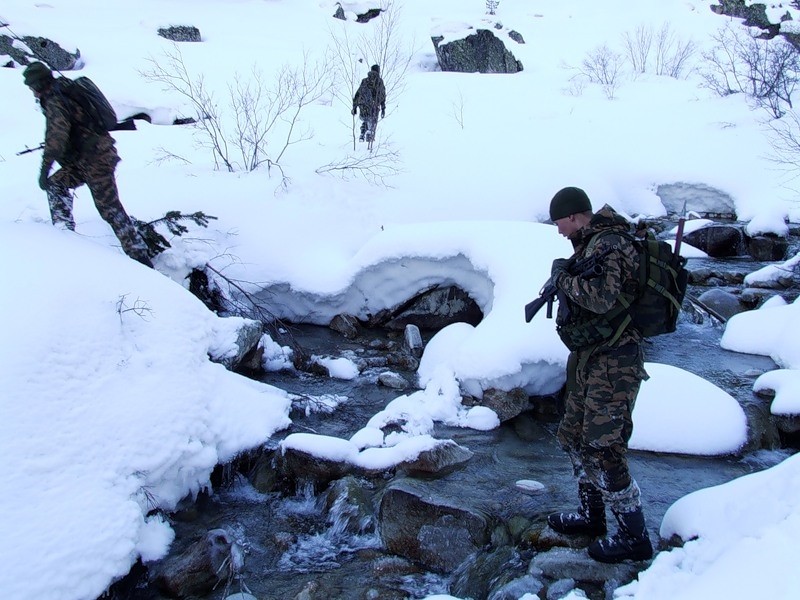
[142,45,332,179]
[700,22,800,119]
[579,44,625,99]
[622,23,696,78]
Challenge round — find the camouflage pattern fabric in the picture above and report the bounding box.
[359,115,378,142]
[555,205,643,351]
[554,205,650,511]
[38,83,151,265]
[46,183,75,230]
[557,342,647,495]
[353,71,386,116]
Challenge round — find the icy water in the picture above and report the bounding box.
[112,309,794,600]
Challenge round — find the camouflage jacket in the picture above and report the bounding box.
[39,80,115,170]
[555,204,642,350]
[353,71,386,114]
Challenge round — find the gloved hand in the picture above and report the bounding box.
[38,165,50,191]
[351,107,357,116]
[550,258,570,284]
[381,109,385,119]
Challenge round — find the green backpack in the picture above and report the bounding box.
[557,229,689,350]
[591,229,689,340]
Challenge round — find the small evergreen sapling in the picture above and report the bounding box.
[133,210,218,258]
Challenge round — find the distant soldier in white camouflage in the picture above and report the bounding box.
[352,64,386,143]
[545,186,653,563]
[23,62,153,268]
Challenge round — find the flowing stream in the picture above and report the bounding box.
[113,278,796,600]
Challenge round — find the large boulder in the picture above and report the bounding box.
[465,387,532,423]
[210,318,264,371]
[276,438,473,492]
[656,182,736,219]
[696,288,745,321]
[0,34,80,70]
[379,478,493,572]
[157,25,202,42]
[378,285,484,331]
[154,529,238,598]
[746,234,789,261]
[432,25,523,74]
[332,3,382,23]
[710,1,776,31]
[683,224,747,257]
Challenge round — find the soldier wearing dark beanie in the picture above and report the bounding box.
[549,186,592,222]
[22,61,55,93]
[538,184,654,564]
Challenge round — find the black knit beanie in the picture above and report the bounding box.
[549,186,592,221]
[23,61,54,92]
[370,64,380,74]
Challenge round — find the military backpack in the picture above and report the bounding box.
[54,76,118,133]
[556,229,689,350]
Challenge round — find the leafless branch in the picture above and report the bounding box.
[116,294,153,323]
[203,264,308,366]
[316,143,403,185]
[700,23,800,119]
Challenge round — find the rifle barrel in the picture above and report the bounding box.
[16,143,45,156]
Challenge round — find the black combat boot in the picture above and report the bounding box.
[547,481,607,536]
[587,506,653,563]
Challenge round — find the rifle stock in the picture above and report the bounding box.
[524,278,560,323]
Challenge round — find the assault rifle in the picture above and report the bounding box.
[16,143,45,156]
[16,120,137,157]
[524,246,614,323]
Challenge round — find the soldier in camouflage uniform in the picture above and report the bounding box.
[351,64,386,143]
[22,62,153,268]
[545,186,653,563]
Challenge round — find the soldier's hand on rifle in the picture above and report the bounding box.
[550,258,570,285]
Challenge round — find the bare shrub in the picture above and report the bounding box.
[767,109,800,184]
[141,47,233,171]
[623,24,653,75]
[653,23,696,78]
[580,44,625,99]
[141,45,332,175]
[116,295,153,323]
[701,23,800,118]
[316,143,403,186]
[451,90,465,129]
[623,23,695,78]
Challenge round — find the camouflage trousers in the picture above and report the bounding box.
[359,111,378,142]
[556,342,649,512]
[45,152,151,266]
